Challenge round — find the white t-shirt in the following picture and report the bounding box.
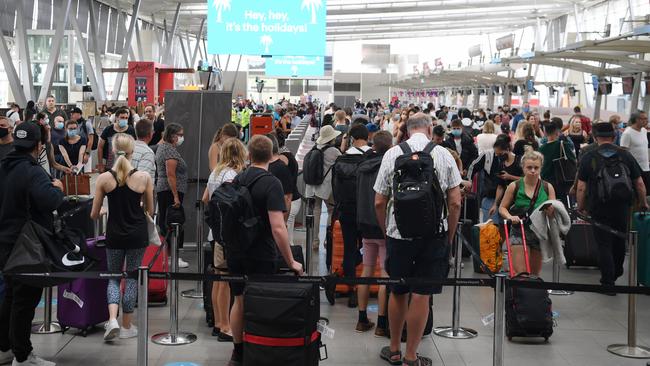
[206,167,238,241]
[345,145,371,155]
[476,133,498,154]
[5,110,19,126]
[621,127,649,171]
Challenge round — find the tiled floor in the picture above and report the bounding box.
[25,219,650,366]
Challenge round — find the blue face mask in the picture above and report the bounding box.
[67,129,78,137]
[451,129,462,137]
[55,122,64,130]
[523,107,530,113]
[618,122,625,129]
[118,119,128,128]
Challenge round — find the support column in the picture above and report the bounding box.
[151,14,163,61]
[163,3,181,65]
[71,16,105,103]
[88,0,106,97]
[120,12,137,61]
[472,88,480,109]
[179,36,190,68]
[15,0,34,102]
[191,19,205,68]
[487,87,495,110]
[135,20,144,61]
[37,0,73,103]
[112,0,142,100]
[631,73,642,113]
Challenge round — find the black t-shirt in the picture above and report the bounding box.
[498,155,523,187]
[234,167,286,261]
[100,125,136,159]
[268,159,293,195]
[513,139,538,156]
[150,118,165,146]
[578,143,641,224]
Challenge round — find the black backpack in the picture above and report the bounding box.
[206,170,270,251]
[332,148,365,208]
[302,145,336,185]
[356,151,384,239]
[594,151,634,204]
[392,141,446,239]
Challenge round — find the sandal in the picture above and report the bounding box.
[402,355,433,366]
[380,346,402,366]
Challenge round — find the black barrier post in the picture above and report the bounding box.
[182,201,204,299]
[137,266,149,366]
[434,221,477,339]
[31,287,62,334]
[152,223,197,346]
[607,231,650,358]
[305,197,315,275]
[493,274,506,366]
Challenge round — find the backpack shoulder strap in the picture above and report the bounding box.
[354,146,365,154]
[398,142,412,154]
[423,141,437,155]
[243,171,272,189]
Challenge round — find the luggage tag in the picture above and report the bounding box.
[317,320,335,339]
[319,343,328,361]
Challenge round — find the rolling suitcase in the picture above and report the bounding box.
[57,235,109,336]
[564,220,599,268]
[503,220,553,342]
[330,220,382,294]
[143,239,168,305]
[243,282,323,366]
[461,194,479,257]
[203,245,215,327]
[633,212,650,286]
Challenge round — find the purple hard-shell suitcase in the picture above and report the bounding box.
[57,236,109,336]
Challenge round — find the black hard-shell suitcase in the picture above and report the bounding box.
[203,245,215,326]
[243,282,322,366]
[276,245,305,270]
[460,194,479,257]
[564,221,599,268]
[503,220,553,341]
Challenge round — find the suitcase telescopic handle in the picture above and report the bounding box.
[503,220,515,278]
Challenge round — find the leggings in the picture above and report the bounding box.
[106,248,147,313]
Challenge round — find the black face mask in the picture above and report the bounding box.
[0,127,9,138]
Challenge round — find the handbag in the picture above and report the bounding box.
[2,196,96,287]
[553,140,577,185]
[146,213,161,246]
[62,173,91,196]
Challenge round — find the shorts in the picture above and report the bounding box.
[508,222,541,251]
[213,242,228,273]
[228,257,277,297]
[362,238,386,268]
[386,235,450,295]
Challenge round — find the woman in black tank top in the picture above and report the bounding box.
[91,133,154,342]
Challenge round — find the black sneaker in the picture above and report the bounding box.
[211,327,221,337]
[347,292,358,308]
[218,331,234,342]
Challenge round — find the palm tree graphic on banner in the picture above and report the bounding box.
[301,0,322,24]
[213,0,231,23]
[260,35,273,54]
[291,65,299,76]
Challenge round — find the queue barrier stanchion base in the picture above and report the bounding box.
[433,326,478,339]
[151,332,198,346]
[548,289,574,296]
[180,289,203,299]
[607,345,650,359]
[31,322,62,335]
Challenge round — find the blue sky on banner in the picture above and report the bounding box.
[207,0,327,56]
[265,56,325,77]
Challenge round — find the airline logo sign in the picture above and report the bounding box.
[265,56,325,77]
[208,0,327,56]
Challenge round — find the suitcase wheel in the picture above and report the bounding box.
[507,336,513,341]
[544,337,549,342]
[565,264,570,269]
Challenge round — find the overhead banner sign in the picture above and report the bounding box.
[265,56,325,77]
[207,0,327,56]
[495,34,515,51]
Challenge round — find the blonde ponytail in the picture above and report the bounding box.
[111,133,135,186]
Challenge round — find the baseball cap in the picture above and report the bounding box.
[592,122,615,138]
[366,123,379,133]
[71,107,83,115]
[13,121,42,149]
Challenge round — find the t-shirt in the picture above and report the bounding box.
[345,145,371,155]
[620,127,649,171]
[100,124,137,165]
[578,143,641,224]
[5,110,19,126]
[42,108,68,128]
[0,143,13,161]
[51,128,66,152]
[155,142,188,194]
[233,167,286,261]
[498,155,523,187]
[538,139,575,183]
[60,136,88,165]
[281,151,301,200]
[268,159,293,195]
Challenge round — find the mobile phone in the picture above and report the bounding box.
[539,203,552,211]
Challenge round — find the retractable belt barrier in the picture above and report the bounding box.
[3,270,650,295]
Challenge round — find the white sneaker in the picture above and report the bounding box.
[177,257,189,268]
[119,325,138,339]
[11,353,55,366]
[0,349,14,365]
[103,319,120,341]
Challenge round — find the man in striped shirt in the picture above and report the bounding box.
[131,118,156,182]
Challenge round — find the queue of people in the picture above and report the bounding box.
[0,96,649,366]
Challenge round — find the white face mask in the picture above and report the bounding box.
[176,136,185,146]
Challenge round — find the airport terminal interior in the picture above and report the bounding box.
[1,0,650,365]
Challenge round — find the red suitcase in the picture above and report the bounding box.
[143,238,168,305]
